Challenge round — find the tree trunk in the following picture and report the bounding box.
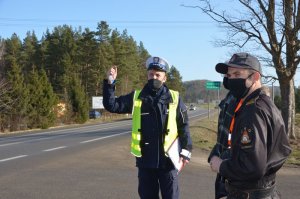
[279,78,296,139]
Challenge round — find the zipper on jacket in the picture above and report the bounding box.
[153,106,160,168]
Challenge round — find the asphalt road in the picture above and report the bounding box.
[0,109,299,199]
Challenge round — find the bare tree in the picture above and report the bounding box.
[185,0,300,139]
[0,79,14,111]
[0,79,16,132]
[0,37,4,73]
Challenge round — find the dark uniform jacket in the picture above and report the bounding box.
[219,88,291,189]
[208,92,237,162]
[103,80,192,169]
[208,92,237,199]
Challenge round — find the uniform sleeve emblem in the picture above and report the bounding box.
[241,127,252,145]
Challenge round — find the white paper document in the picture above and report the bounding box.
[166,138,182,171]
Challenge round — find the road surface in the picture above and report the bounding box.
[0,109,299,198]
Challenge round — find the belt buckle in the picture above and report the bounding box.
[230,188,250,199]
[234,191,249,199]
[225,179,250,199]
[242,191,250,199]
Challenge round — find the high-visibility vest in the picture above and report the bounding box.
[131,89,179,157]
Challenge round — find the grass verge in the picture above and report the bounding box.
[189,113,218,153]
[286,113,300,166]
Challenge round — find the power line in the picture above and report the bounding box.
[0,18,215,30]
[0,17,212,25]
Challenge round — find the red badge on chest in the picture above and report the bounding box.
[240,127,254,149]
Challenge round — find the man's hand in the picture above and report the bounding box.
[210,156,222,173]
[107,65,117,84]
[177,157,189,173]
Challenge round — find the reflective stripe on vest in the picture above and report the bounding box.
[130,89,179,157]
[131,90,142,157]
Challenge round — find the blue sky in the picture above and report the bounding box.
[0,0,299,86]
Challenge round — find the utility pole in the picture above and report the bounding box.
[208,90,210,119]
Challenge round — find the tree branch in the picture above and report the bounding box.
[183,1,272,52]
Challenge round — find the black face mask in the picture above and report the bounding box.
[223,77,229,90]
[147,79,163,91]
[227,73,254,99]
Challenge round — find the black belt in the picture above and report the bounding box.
[225,180,275,199]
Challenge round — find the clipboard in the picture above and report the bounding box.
[166,138,182,170]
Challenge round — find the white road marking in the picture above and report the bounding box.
[189,112,209,119]
[0,131,130,163]
[80,131,130,144]
[0,122,132,147]
[43,146,67,152]
[0,142,21,147]
[0,155,28,162]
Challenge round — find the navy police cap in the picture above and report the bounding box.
[146,56,170,73]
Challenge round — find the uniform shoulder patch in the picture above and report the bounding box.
[240,127,254,149]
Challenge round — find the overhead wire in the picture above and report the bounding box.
[0,17,214,29]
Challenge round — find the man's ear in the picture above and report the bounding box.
[163,73,167,83]
[253,71,261,81]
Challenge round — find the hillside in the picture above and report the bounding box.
[183,79,281,104]
[182,80,228,104]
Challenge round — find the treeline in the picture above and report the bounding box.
[0,21,184,132]
[275,88,300,113]
[183,80,228,103]
[183,80,300,114]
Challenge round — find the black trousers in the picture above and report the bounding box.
[225,181,281,199]
[226,188,281,199]
[138,167,179,199]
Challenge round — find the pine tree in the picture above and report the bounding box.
[44,25,78,95]
[77,28,98,96]
[110,30,126,95]
[0,37,5,72]
[110,29,142,94]
[166,66,185,94]
[27,68,57,129]
[20,31,40,74]
[94,22,114,95]
[0,79,14,131]
[4,34,29,131]
[96,21,111,43]
[137,42,149,87]
[68,75,89,123]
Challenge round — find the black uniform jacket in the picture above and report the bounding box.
[103,80,192,169]
[208,92,237,162]
[219,88,291,187]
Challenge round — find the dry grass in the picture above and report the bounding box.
[189,113,218,153]
[287,114,300,165]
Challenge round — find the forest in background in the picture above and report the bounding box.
[0,21,299,133]
[0,21,184,132]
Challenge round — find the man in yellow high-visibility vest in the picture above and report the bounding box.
[103,56,192,199]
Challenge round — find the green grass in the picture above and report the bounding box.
[286,148,300,165]
[296,113,300,126]
[189,113,218,152]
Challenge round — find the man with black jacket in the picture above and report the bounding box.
[103,56,192,199]
[209,53,291,199]
[208,77,237,199]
